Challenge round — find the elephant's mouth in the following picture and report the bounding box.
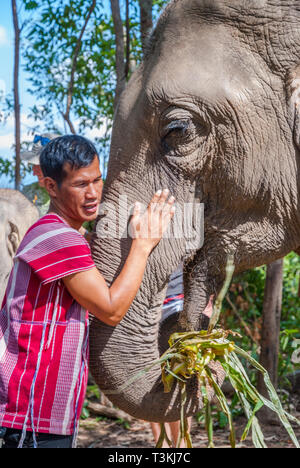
[201,294,215,322]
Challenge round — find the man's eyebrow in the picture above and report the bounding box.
[73,175,102,184]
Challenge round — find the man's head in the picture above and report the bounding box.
[41,135,103,226]
[21,133,61,187]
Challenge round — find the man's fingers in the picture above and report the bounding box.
[161,195,176,216]
[155,189,170,211]
[132,190,176,241]
[132,201,141,217]
[149,189,163,205]
[148,189,170,212]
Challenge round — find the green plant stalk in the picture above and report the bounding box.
[156,423,172,448]
[208,253,235,333]
[205,366,236,448]
[202,385,214,448]
[105,352,180,395]
[237,393,267,448]
[240,400,264,441]
[176,383,193,449]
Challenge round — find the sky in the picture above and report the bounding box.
[0,2,17,162]
[0,0,112,187]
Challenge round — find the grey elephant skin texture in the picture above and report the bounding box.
[0,189,39,305]
[89,0,300,422]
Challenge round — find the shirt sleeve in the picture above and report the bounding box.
[16,223,96,285]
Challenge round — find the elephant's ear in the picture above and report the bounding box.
[286,64,300,149]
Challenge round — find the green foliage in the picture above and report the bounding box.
[222,252,300,385]
[0,158,14,180]
[0,156,31,184]
[196,252,300,433]
[158,328,299,448]
[23,1,113,149]
[21,0,169,166]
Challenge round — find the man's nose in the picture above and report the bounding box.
[86,183,97,198]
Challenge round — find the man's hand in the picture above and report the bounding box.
[129,189,176,254]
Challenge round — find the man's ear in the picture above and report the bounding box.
[286,64,300,150]
[43,177,59,198]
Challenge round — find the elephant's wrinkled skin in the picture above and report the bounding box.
[89,0,300,422]
[0,189,39,304]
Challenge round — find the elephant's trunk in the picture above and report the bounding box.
[89,183,222,421]
[88,281,219,422]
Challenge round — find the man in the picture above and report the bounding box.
[21,133,60,215]
[0,135,175,448]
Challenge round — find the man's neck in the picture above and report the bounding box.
[47,203,82,231]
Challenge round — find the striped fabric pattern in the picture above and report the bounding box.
[0,214,95,438]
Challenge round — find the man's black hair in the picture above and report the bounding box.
[40,135,99,187]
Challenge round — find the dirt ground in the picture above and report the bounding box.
[77,400,300,449]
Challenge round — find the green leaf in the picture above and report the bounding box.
[241,400,264,441]
[233,345,300,448]
[205,367,236,448]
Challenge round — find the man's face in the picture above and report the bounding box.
[54,156,103,224]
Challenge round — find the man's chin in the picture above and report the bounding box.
[81,212,98,224]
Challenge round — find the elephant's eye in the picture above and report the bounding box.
[162,119,193,153]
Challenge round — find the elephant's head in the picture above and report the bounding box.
[0,189,39,305]
[89,0,300,422]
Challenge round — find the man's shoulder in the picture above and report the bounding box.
[17,214,86,259]
[27,213,71,235]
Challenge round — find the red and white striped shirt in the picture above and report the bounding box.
[0,213,95,438]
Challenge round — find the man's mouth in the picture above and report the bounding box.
[83,203,98,214]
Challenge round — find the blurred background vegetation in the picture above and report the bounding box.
[223,253,300,384]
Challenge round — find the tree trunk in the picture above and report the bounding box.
[110,0,126,110]
[12,0,21,191]
[294,247,300,297]
[125,0,130,79]
[139,0,153,55]
[257,259,283,421]
[63,0,96,134]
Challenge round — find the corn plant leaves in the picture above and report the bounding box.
[106,255,300,448]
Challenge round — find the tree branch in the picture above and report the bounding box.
[86,401,133,423]
[258,259,283,391]
[11,0,21,190]
[139,0,153,55]
[110,0,126,110]
[125,0,130,80]
[225,293,259,345]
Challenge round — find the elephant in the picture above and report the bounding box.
[0,189,39,305]
[89,0,300,423]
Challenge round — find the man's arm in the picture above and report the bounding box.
[63,190,175,326]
